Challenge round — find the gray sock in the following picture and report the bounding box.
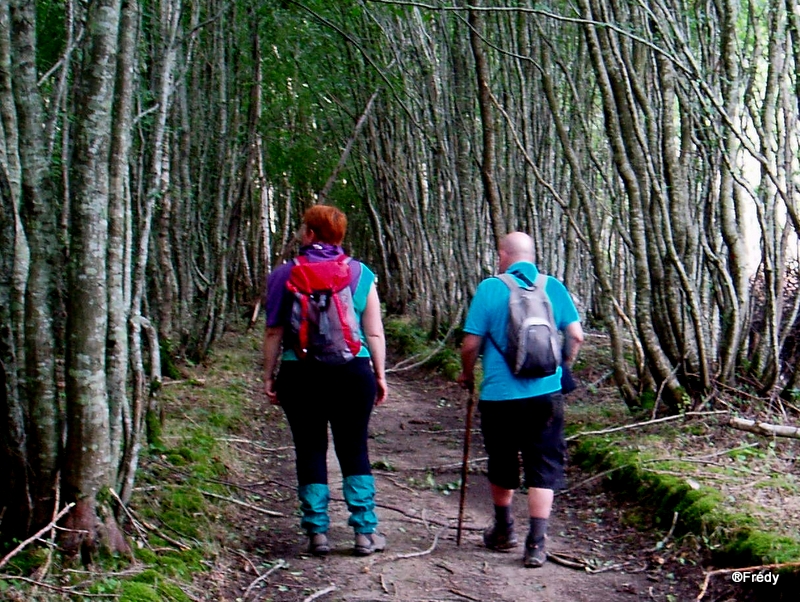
[494,505,513,528]
[529,517,547,544]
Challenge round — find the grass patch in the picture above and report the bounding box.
[384,316,463,380]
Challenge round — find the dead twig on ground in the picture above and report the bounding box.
[199,489,284,517]
[377,473,419,495]
[401,457,488,473]
[109,488,153,548]
[547,552,630,574]
[394,529,441,559]
[651,511,678,551]
[302,583,337,602]
[449,587,482,601]
[242,558,286,600]
[110,488,190,551]
[371,501,482,532]
[0,574,116,598]
[387,308,462,374]
[216,437,292,452]
[0,503,75,571]
[566,411,727,442]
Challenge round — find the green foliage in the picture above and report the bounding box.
[384,316,463,380]
[35,0,66,75]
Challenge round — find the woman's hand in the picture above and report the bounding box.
[375,374,388,406]
[265,376,280,406]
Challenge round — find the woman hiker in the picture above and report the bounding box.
[262,204,389,556]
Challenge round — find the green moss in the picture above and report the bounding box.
[134,548,159,564]
[120,582,161,602]
[722,529,800,565]
[156,581,191,601]
[570,435,800,565]
[130,569,161,584]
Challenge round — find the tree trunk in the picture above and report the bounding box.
[468,4,505,246]
[10,0,62,533]
[61,0,129,559]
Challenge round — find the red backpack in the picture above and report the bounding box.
[286,255,362,364]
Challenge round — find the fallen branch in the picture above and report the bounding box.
[110,488,189,551]
[216,437,293,452]
[108,488,152,547]
[449,587,482,601]
[242,558,286,600]
[0,503,75,570]
[0,574,115,598]
[547,552,629,574]
[393,530,441,559]
[302,583,337,602]
[727,417,800,439]
[199,489,284,517]
[403,457,488,472]
[566,411,727,441]
[652,511,678,551]
[696,561,800,600]
[546,552,587,570]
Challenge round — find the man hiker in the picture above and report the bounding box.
[458,231,584,568]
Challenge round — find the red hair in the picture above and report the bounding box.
[303,205,347,245]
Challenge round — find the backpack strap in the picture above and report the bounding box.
[486,273,521,354]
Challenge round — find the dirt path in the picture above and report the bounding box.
[195,363,723,602]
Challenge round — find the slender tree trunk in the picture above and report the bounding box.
[108,0,138,498]
[10,0,61,533]
[468,4,505,245]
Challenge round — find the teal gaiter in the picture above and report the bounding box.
[343,474,378,534]
[298,483,330,534]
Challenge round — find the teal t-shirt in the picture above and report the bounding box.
[463,261,580,401]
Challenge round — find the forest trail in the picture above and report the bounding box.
[188,335,717,602]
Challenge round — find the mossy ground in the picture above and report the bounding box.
[567,397,800,569]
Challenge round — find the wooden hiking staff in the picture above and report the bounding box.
[457,386,478,546]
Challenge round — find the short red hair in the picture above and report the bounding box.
[303,205,347,245]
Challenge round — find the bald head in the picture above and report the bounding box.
[499,232,534,270]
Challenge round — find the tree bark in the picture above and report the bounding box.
[10,0,61,532]
[61,0,127,559]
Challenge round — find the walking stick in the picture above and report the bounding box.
[456,386,477,546]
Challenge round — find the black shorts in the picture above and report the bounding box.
[478,394,566,491]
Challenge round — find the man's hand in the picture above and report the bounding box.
[457,372,474,393]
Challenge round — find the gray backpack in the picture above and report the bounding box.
[489,272,561,378]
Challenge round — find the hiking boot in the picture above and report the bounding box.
[354,532,386,556]
[483,522,518,551]
[308,532,331,557]
[523,535,546,568]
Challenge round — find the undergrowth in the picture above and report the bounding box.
[384,315,462,380]
[0,329,261,601]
